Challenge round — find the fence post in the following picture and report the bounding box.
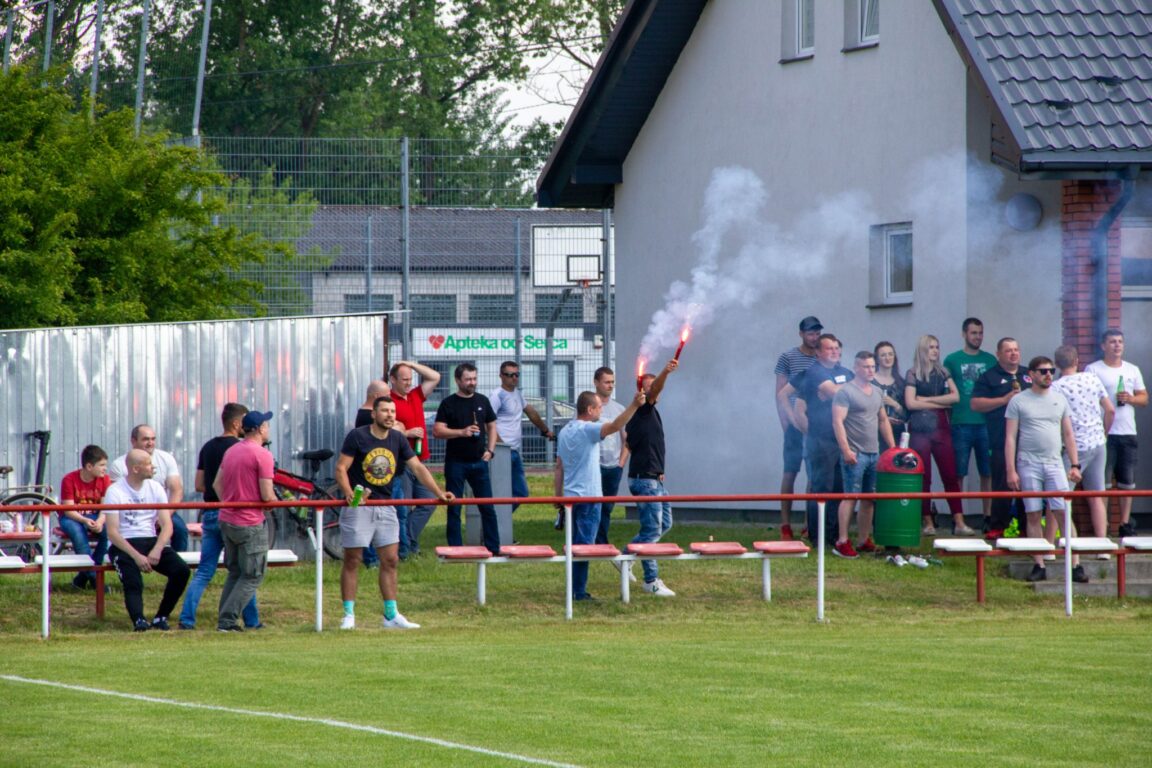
[601,208,613,369]
[191,0,213,138]
[42,0,54,71]
[133,0,152,137]
[3,9,14,75]
[400,136,411,360]
[88,0,105,120]
[514,218,523,367]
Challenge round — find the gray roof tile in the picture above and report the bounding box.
[945,0,1152,156]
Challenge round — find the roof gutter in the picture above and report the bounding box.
[1092,174,1136,344]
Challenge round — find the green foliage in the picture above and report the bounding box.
[0,68,292,328]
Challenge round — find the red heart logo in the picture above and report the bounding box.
[428,335,445,350]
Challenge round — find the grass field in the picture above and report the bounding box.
[3,477,1151,767]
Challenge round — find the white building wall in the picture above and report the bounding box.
[613,0,1063,506]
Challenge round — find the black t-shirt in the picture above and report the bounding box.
[971,364,1032,441]
[791,363,854,440]
[355,408,372,428]
[197,435,240,503]
[339,426,414,499]
[435,393,496,462]
[626,404,665,476]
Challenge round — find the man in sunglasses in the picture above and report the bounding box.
[1004,356,1089,585]
[490,361,553,513]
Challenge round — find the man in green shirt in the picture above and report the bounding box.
[943,318,998,531]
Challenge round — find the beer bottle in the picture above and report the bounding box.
[1117,375,1126,406]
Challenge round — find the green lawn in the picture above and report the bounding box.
[2,479,1150,767]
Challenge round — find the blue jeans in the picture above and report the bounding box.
[628,477,673,584]
[510,449,529,512]
[444,459,500,554]
[178,511,259,629]
[400,467,437,553]
[805,435,842,546]
[390,481,411,559]
[170,513,189,553]
[571,502,601,599]
[951,423,991,478]
[59,514,109,582]
[596,465,624,544]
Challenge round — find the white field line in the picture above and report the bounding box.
[1,675,583,768]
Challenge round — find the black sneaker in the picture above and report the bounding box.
[1118,521,1138,538]
[1026,564,1047,582]
[1072,565,1089,584]
[71,574,89,591]
[217,625,244,633]
[133,618,150,632]
[554,509,565,530]
[151,617,171,631]
[178,622,195,631]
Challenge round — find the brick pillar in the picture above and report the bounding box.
[1061,180,1124,536]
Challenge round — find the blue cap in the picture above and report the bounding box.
[242,411,274,431]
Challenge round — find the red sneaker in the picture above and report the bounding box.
[984,528,1004,541]
[856,537,877,553]
[832,540,859,559]
[780,524,794,541]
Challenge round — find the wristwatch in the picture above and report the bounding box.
[1070,464,1081,469]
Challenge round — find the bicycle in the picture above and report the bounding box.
[0,431,57,559]
[270,448,345,560]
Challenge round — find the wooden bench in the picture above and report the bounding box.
[0,549,299,619]
[435,540,810,608]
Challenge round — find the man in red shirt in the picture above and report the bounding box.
[213,410,276,632]
[388,360,441,556]
[59,445,113,590]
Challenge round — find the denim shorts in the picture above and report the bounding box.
[840,451,878,494]
[1017,459,1069,512]
[951,423,991,478]
[783,425,805,474]
[1106,434,1138,489]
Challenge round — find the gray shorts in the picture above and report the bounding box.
[1067,444,1106,492]
[340,505,400,549]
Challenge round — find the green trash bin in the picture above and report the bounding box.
[874,446,923,548]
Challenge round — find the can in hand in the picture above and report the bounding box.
[351,484,365,507]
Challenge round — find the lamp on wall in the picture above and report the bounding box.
[1006,192,1044,231]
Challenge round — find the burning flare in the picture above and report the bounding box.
[673,326,691,362]
[636,358,646,392]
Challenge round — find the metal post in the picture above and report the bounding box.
[400,136,411,360]
[365,216,373,311]
[514,218,523,368]
[601,208,613,369]
[564,505,573,620]
[544,287,574,464]
[42,0,54,72]
[88,0,105,120]
[41,522,50,638]
[816,501,826,622]
[133,0,152,137]
[191,0,213,139]
[3,10,15,75]
[313,509,323,632]
[1064,504,1074,617]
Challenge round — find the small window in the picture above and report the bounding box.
[410,294,456,325]
[781,0,815,62]
[343,294,394,313]
[469,294,516,324]
[1121,217,1152,299]
[843,0,879,51]
[869,222,912,306]
[861,0,879,43]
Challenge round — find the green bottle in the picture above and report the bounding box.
[1117,376,1126,406]
[351,484,364,507]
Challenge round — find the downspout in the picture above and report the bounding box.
[1092,175,1135,344]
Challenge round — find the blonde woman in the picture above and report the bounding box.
[904,335,973,535]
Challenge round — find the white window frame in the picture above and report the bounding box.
[868,222,913,306]
[1121,216,1152,299]
[843,0,879,51]
[860,0,879,44]
[780,0,815,62]
[797,0,815,56]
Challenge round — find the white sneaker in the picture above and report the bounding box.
[641,578,675,597]
[382,612,421,630]
[612,560,638,583]
[907,555,929,569]
[1096,553,1112,561]
[1043,554,1056,562]
[340,614,355,631]
[886,554,907,567]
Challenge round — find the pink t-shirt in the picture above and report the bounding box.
[216,440,275,527]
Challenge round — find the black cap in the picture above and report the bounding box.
[799,316,823,332]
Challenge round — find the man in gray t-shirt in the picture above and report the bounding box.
[1005,355,1086,584]
[830,351,895,558]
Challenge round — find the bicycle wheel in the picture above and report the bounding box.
[314,483,345,560]
[264,509,280,550]
[0,492,54,557]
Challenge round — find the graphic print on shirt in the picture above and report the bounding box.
[361,447,397,488]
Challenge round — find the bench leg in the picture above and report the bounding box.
[477,562,486,606]
[620,560,630,604]
[976,555,986,604]
[762,558,771,602]
[96,570,106,619]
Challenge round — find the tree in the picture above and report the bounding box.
[0,67,292,328]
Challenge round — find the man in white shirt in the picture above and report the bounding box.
[1085,329,1147,537]
[110,424,189,550]
[489,360,553,512]
[105,449,190,632]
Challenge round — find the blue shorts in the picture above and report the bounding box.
[783,425,805,474]
[952,423,991,478]
[840,451,878,494]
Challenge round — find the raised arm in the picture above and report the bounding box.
[398,360,441,398]
[600,391,645,440]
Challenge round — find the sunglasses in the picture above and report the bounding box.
[1032,368,1056,375]
[501,372,520,377]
